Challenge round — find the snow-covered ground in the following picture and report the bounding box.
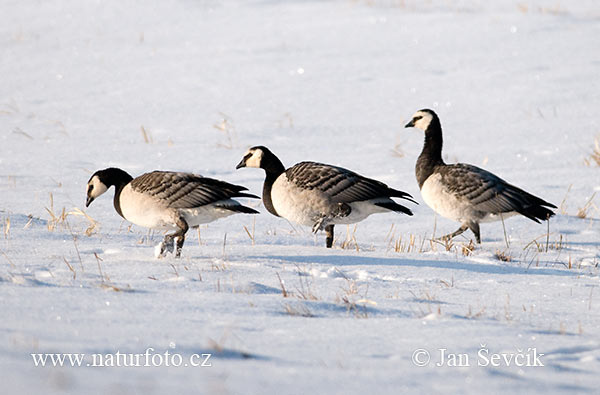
[2,0,600,393]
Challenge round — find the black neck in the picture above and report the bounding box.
[416,118,445,188]
[260,154,286,217]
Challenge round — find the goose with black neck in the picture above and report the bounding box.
[86,167,259,257]
[405,109,556,243]
[236,146,416,248]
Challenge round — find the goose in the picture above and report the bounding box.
[405,109,556,243]
[85,168,259,257]
[236,146,416,247]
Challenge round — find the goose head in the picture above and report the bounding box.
[405,109,437,131]
[85,170,109,207]
[236,146,270,169]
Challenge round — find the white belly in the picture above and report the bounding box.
[271,176,328,226]
[119,185,238,231]
[179,199,240,227]
[421,174,518,223]
[271,176,388,227]
[119,185,177,230]
[420,173,475,223]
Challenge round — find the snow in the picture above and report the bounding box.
[1,0,600,393]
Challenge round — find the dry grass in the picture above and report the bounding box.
[332,269,373,318]
[494,250,512,262]
[283,303,314,317]
[276,113,294,129]
[504,294,513,321]
[65,220,84,271]
[390,138,405,158]
[439,276,455,288]
[243,217,256,246]
[295,270,318,301]
[63,257,76,280]
[276,272,290,297]
[466,305,486,319]
[517,3,567,16]
[340,224,359,251]
[140,125,153,144]
[3,216,10,239]
[430,236,454,252]
[584,135,600,167]
[23,215,34,230]
[393,233,417,253]
[276,266,320,301]
[461,240,475,256]
[45,193,68,231]
[68,208,98,236]
[94,252,108,283]
[558,184,572,215]
[577,193,597,219]
[12,127,33,140]
[213,112,237,149]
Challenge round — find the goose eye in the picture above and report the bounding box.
[414,116,422,121]
[88,185,94,193]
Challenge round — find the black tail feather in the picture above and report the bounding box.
[518,204,555,223]
[374,201,413,216]
[234,192,260,199]
[217,204,260,214]
[514,189,556,223]
[387,188,418,205]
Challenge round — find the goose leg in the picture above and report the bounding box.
[173,216,189,258]
[312,216,326,233]
[325,224,335,248]
[440,224,468,242]
[157,234,175,258]
[467,222,481,244]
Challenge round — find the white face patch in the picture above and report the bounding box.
[244,148,264,168]
[87,175,108,200]
[410,110,434,131]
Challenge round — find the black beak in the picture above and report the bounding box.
[86,196,94,207]
[405,119,415,128]
[235,158,246,169]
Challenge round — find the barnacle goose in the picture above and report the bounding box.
[236,146,416,248]
[85,168,259,257]
[405,109,556,243]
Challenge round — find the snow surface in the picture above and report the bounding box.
[1,0,600,393]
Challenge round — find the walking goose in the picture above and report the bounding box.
[405,109,556,243]
[85,168,259,257]
[236,146,416,247]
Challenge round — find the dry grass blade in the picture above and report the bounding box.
[577,193,597,219]
[494,250,512,262]
[45,193,68,231]
[461,240,475,256]
[391,139,405,158]
[1,250,16,269]
[63,257,76,280]
[558,184,572,215]
[4,216,10,239]
[13,127,33,140]
[94,252,106,283]
[284,303,314,317]
[23,215,34,229]
[140,125,153,144]
[276,273,290,297]
[68,208,98,236]
[584,136,600,166]
[65,219,84,271]
[213,112,236,149]
[340,224,359,251]
[243,225,255,246]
